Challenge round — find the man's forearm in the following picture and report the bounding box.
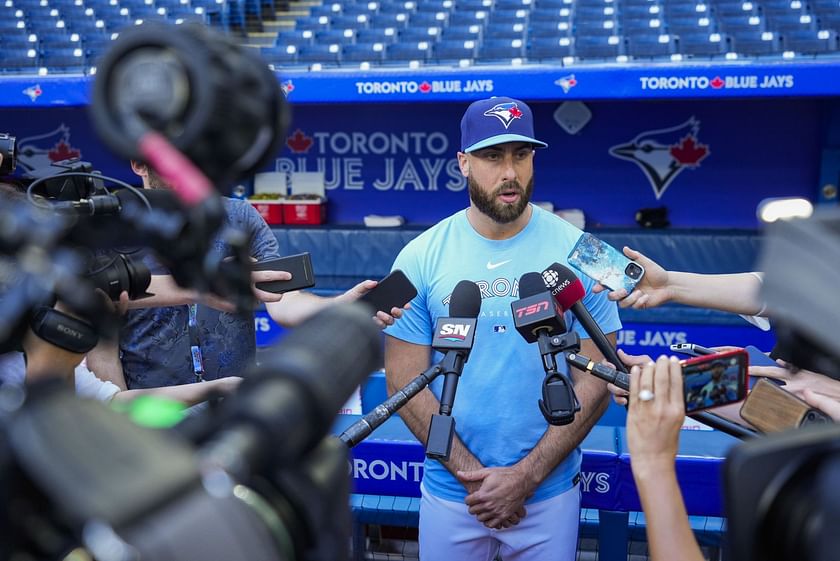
[386,379,483,477]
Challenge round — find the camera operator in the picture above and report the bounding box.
[90,162,404,391]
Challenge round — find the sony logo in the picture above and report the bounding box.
[57,324,84,339]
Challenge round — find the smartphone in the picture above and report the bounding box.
[252,252,316,294]
[359,270,417,313]
[567,232,645,293]
[670,343,716,357]
[740,378,830,433]
[681,349,749,414]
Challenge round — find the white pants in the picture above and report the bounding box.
[418,483,580,561]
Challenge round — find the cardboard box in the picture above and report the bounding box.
[283,172,326,225]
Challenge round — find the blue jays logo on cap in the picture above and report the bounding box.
[461,96,548,153]
[483,102,524,129]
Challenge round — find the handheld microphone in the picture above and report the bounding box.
[511,272,580,426]
[542,263,627,373]
[426,280,481,461]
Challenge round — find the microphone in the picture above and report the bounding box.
[201,302,382,476]
[565,352,632,390]
[511,272,580,426]
[542,263,628,373]
[426,280,481,461]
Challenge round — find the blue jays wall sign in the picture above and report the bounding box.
[608,117,709,200]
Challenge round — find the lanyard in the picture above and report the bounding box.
[188,304,205,381]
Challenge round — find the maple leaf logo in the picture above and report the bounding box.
[286,129,313,154]
[281,80,295,95]
[48,139,80,162]
[670,135,709,167]
[419,81,431,93]
[710,76,724,89]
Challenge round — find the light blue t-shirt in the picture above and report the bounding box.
[385,204,622,504]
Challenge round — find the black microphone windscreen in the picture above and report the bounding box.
[450,280,481,318]
[519,272,547,298]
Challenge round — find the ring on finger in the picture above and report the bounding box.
[638,389,655,402]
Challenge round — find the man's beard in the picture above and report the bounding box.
[146,167,170,189]
[468,175,534,224]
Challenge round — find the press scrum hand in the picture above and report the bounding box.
[626,356,684,471]
[608,349,653,406]
[336,280,409,328]
[592,247,671,310]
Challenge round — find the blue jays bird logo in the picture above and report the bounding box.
[483,102,524,129]
[609,117,710,200]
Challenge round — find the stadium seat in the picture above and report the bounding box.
[485,22,527,40]
[410,11,448,27]
[679,31,732,57]
[477,37,525,62]
[783,29,840,54]
[731,30,783,56]
[440,24,482,41]
[529,19,573,38]
[259,45,299,65]
[315,29,355,44]
[627,33,677,59]
[341,42,385,65]
[432,38,477,63]
[527,36,574,62]
[574,34,624,59]
[0,49,38,73]
[384,41,430,64]
[296,44,341,66]
[369,12,410,29]
[356,28,399,44]
[399,26,441,42]
[275,29,315,48]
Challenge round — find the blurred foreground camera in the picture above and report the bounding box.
[1,303,383,561]
[86,251,152,301]
[0,133,17,175]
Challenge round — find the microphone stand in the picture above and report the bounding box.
[536,331,582,426]
[426,351,468,461]
[339,363,444,448]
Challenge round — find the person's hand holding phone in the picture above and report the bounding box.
[627,355,685,473]
[608,349,653,406]
[592,246,671,309]
[336,279,410,329]
[251,267,292,303]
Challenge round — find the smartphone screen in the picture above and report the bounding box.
[682,350,749,413]
[359,270,417,313]
[567,232,645,293]
[252,252,315,294]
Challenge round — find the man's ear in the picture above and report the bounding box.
[457,152,469,178]
[130,160,148,177]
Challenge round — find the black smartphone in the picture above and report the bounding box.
[682,349,749,413]
[359,269,417,313]
[252,252,316,294]
[670,342,716,357]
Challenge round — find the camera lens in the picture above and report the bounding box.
[625,262,643,279]
[87,252,151,300]
[0,133,18,175]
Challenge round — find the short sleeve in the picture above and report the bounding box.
[383,243,433,346]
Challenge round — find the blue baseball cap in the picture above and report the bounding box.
[460,96,548,153]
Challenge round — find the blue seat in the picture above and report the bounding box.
[296,44,341,65]
[440,24,482,40]
[330,14,370,29]
[529,19,572,37]
[713,0,760,16]
[679,31,731,56]
[784,29,839,54]
[495,0,532,7]
[308,4,341,18]
[293,15,331,31]
[663,3,709,18]
[341,42,384,65]
[432,38,477,62]
[448,10,490,28]
[812,0,840,10]
[486,21,527,40]
[622,17,664,35]
[275,29,314,47]
[399,26,441,42]
[621,4,661,20]
[410,11,448,27]
[356,27,399,43]
[666,15,718,33]
[384,42,430,63]
[478,37,525,61]
[527,36,574,61]
[40,48,86,71]
[719,13,767,34]
[259,45,299,65]
[490,8,530,24]
[574,34,624,59]
[627,33,676,58]
[369,12,410,28]
[731,29,783,55]
[314,29,354,44]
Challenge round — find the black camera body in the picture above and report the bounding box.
[0,132,17,175]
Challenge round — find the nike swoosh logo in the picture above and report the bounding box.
[486,259,512,270]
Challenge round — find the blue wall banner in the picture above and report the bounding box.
[0,96,824,227]
[2,61,839,106]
